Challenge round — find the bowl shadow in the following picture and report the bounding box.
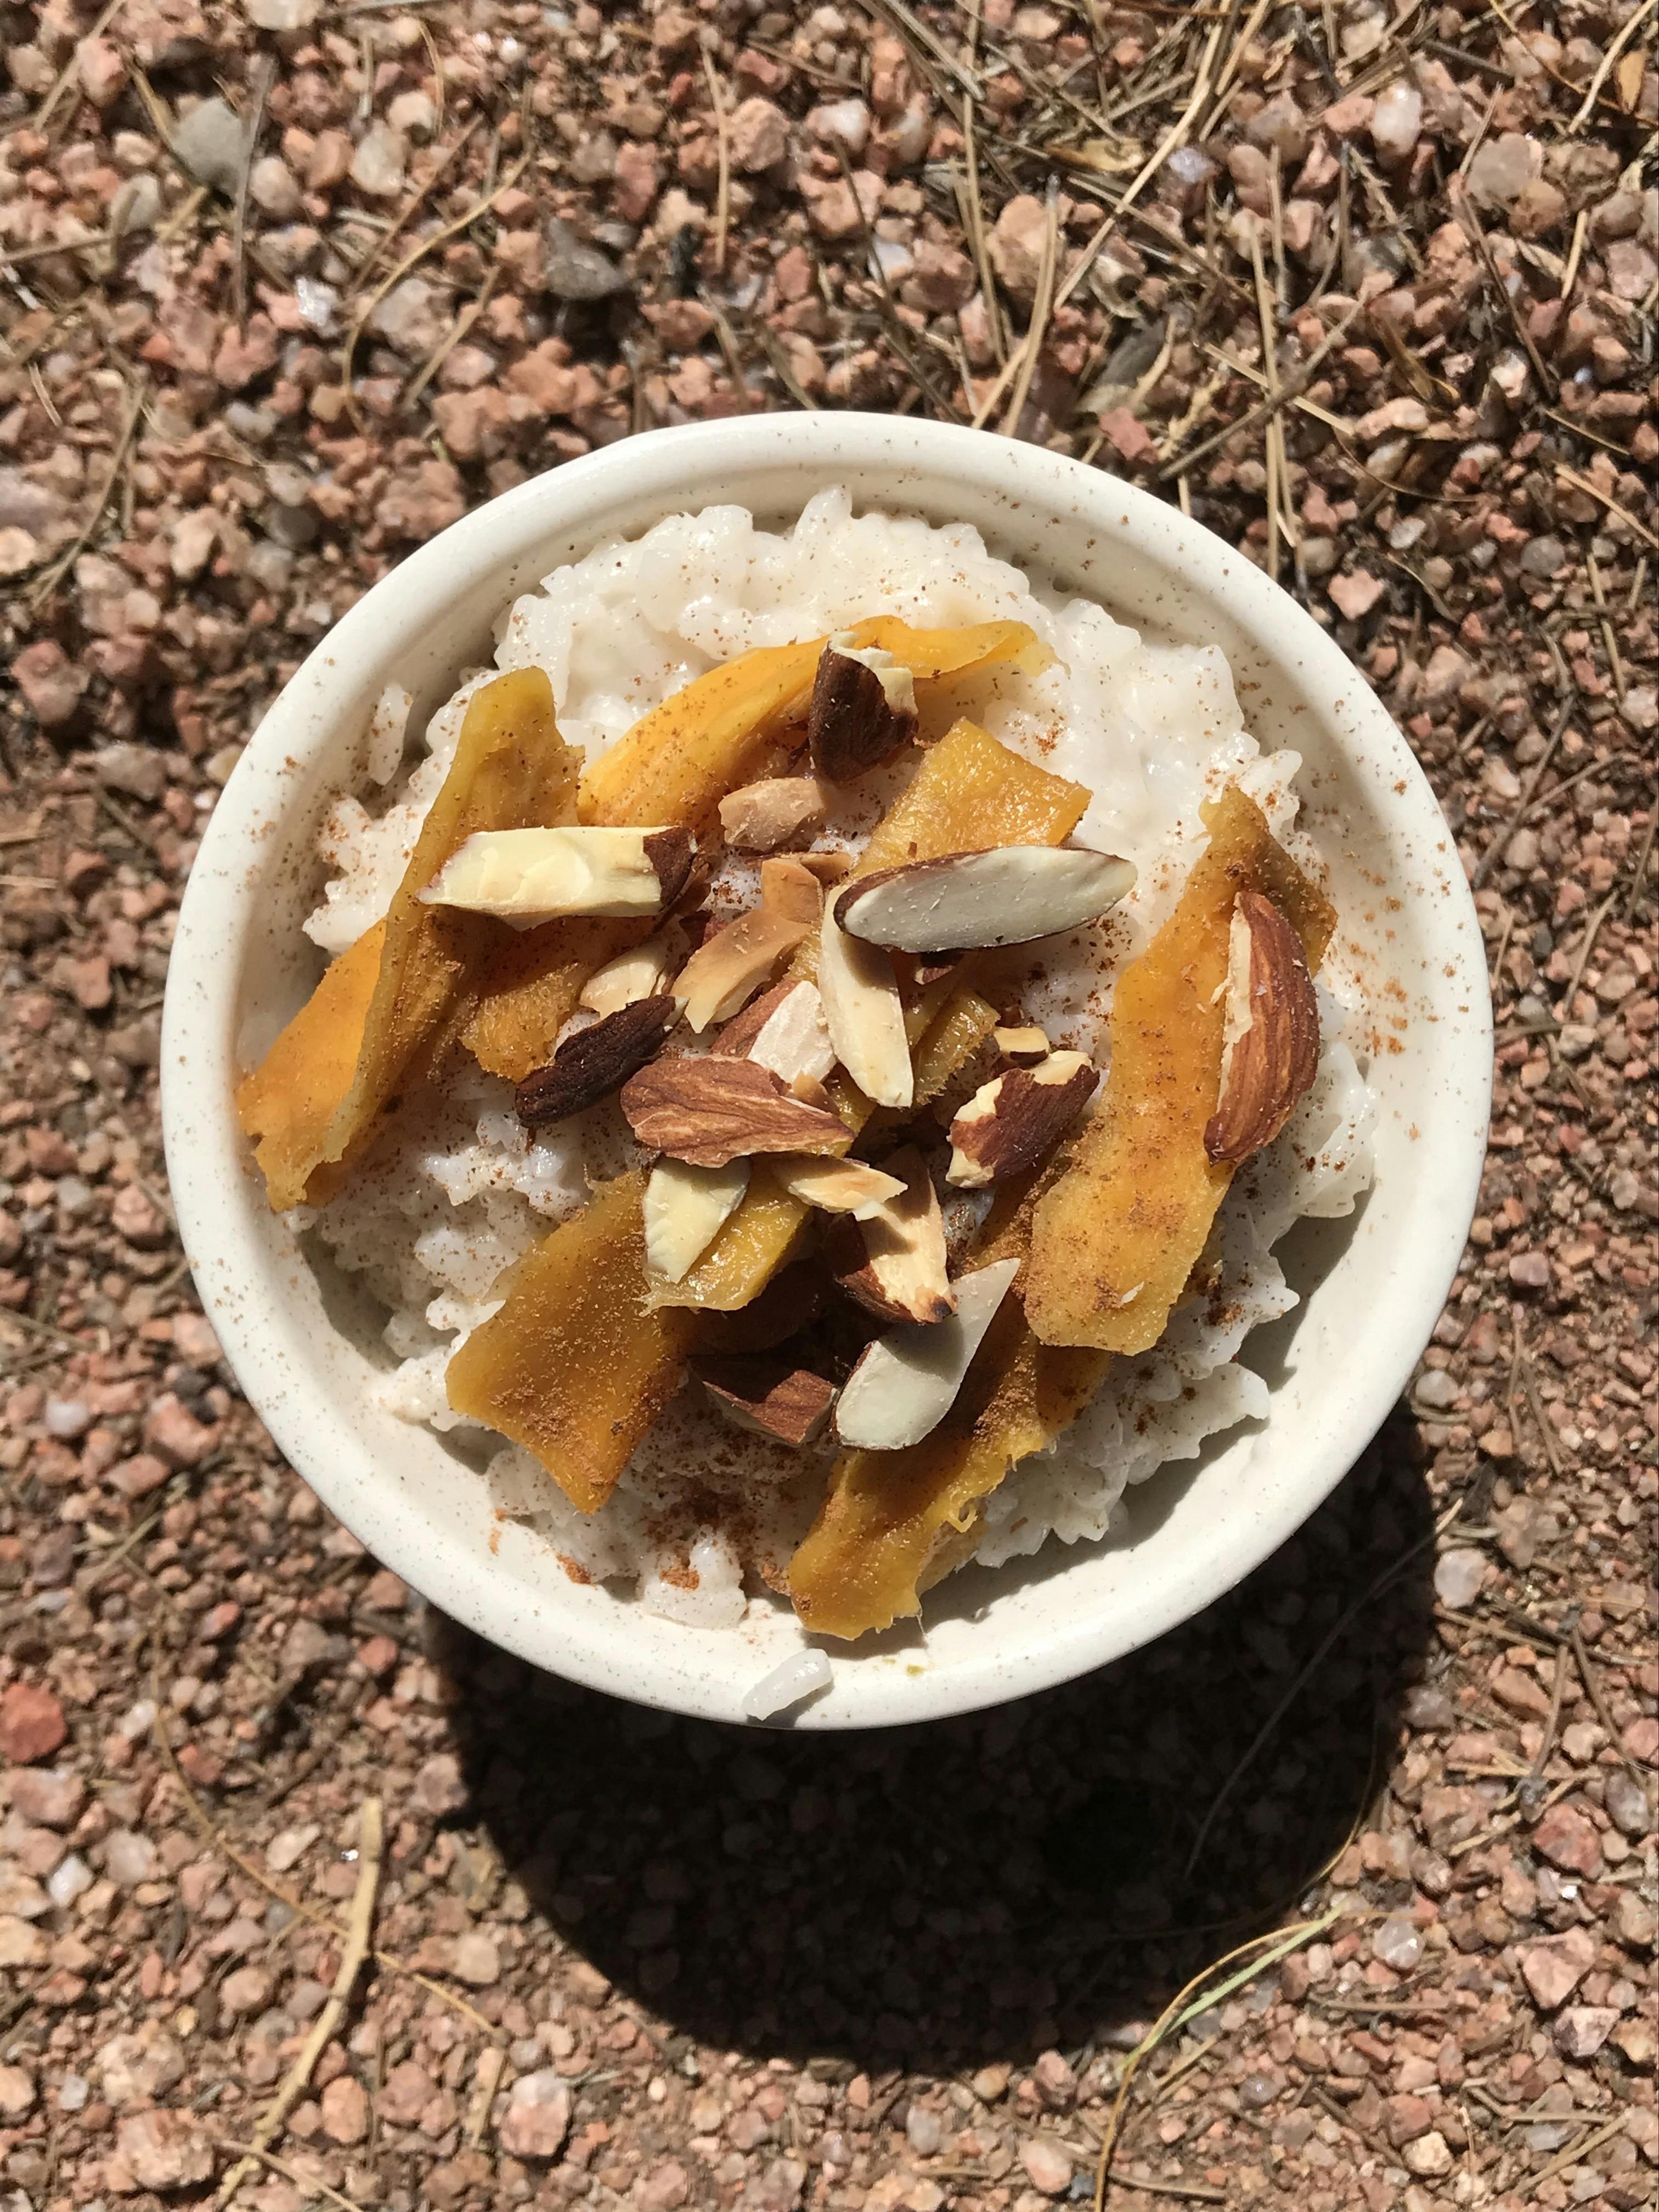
[436,1401,1434,2075]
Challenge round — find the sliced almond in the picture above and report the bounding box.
[420,825,692,926]
[829,1144,954,1324]
[712,976,836,1098]
[693,1354,837,1448]
[579,929,681,1017]
[818,898,913,1110]
[945,1049,1096,1188]
[994,1023,1050,1064]
[515,996,679,1128]
[834,1257,1021,1451]
[643,1156,751,1282]
[718,774,829,852]
[672,856,822,1033]
[710,979,796,1057]
[808,634,920,782]
[620,1054,850,1169]
[794,848,855,885]
[834,845,1136,953]
[773,1155,906,1220]
[1204,889,1321,1165]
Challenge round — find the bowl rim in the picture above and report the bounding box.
[161,412,1492,1726]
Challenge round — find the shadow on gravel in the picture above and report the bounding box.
[438,1406,1436,2076]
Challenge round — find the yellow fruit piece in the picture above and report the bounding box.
[648,1163,812,1313]
[909,985,1000,1107]
[235,920,386,1212]
[787,1174,1106,1640]
[445,1170,697,1513]
[238,669,578,1207]
[856,714,1090,876]
[1023,785,1335,1355]
[853,615,1053,682]
[462,916,641,1083]
[574,619,1049,837]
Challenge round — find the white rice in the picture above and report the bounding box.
[296,490,1377,1634]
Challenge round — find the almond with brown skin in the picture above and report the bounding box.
[817,897,912,1109]
[993,1023,1050,1064]
[773,1155,906,1218]
[828,1144,955,1325]
[422,824,695,924]
[672,856,822,1032]
[709,977,834,1095]
[808,635,919,782]
[795,848,855,885]
[515,996,679,1128]
[693,1355,837,1448]
[579,929,682,1018]
[834,844,1136,952]
[1204,889,1322,1165]
[946,1049,1097,1188]
[717,775,828,852]
[620,1054,851,1169]
[833,1257,1020,1451]
[642,827,695,907]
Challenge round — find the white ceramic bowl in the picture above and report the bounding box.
[161,414,1490,1729]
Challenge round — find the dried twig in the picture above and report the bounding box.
[1159,304,1359,476]
[339,147,529,425]
[700,48,732,278]
[1000,182,1059,437]
[1568,0,1658,129]
[31,0,127,134]
[26,373,146,610]
[1553,465,1659,551]
[866,0,985,99]
[1524,1644,1570,1792]
[211,2141,368,2212]
[217,1796,383,2206]
[1570,1624,1646,1786]
[1454,184,1557,399]
[151,1700,505,2041]
[464,2045,506,2148]
[1521,2115,1629,2200]
[1091,1909,1340,2212]
[230,55,276,329]
[960,109,1006,364]
[1248,227,1288,583]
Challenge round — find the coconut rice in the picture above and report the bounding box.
[289,489,1378,1634]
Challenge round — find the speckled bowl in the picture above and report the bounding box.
[160,414,1491,1729]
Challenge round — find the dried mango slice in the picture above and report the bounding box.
[856,714,1090,876]
[907,985,1000,1108]
[574,619,1049,836]
[575,637,824,836]
[787,1173,1107,1640]
[654,723,1086,1313]
[1023,785,1335,1355]
[462,916,641,1084]
[237,668,580,1208]
[853,616,1053,682]
[446,1170,697,1513]
[235,921,386,1212]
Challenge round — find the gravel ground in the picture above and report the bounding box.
[2,2,1655,2209]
